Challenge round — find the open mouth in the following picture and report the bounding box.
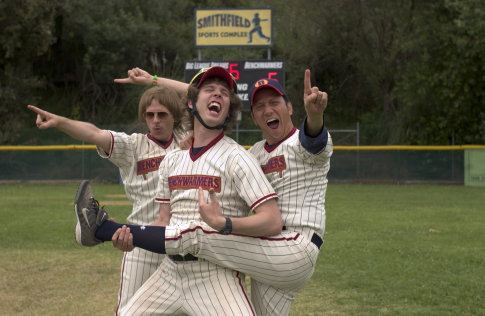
[208,102,221,113]
[266,118,279,130]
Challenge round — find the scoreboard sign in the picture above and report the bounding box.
[194,8,273,47]
[185,60,285,110]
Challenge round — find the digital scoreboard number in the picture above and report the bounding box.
[184,60,285,110]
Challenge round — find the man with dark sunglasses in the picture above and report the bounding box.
[77,67,332,316]
[28,86,187,314]
[76,67,282,315]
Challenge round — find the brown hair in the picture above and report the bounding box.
[181,77,242,134]
[138,86,185,129]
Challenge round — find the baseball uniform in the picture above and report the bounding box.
[97,127,185,315]
[120,132,277,316]
[161,122,332,316]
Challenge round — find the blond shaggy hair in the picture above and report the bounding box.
[138,86,185,129]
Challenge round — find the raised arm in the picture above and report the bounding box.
[28,105,111,153]
[303,69,328,137]
[114,67,189,98]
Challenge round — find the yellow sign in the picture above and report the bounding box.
[194,8,273,47]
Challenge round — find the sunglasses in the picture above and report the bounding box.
[143,111,172,120]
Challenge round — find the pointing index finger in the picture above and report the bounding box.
[27,105,43,115]
[304,69,312,96]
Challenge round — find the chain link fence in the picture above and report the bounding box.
[1,126,481,185]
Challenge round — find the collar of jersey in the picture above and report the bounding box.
[189,132,224,161]
[264,127,297,153]
[147,132,173,149]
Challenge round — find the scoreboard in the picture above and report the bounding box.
[184,60,285,110]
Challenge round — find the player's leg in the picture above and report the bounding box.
[74,180,167,253]
[115,249,166,315]
[165,223,319,291]
[250,279,295,316]
[74,180,110,247]
[119,257,184,316]
[180,259,256,316]
[75,182,317,290]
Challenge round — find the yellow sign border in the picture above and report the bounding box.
[194,8,273,47]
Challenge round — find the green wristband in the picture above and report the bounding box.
[152,75,158,86]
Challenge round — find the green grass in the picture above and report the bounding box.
[0,184,132,316]
[0,184,484,315]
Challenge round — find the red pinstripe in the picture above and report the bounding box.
[236,271,255,316]
[115,252,128,316]
[166,225,300,242]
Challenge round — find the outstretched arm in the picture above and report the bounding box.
[303,69,328,137]
[198,188,282,236]
[28,105,111,153]
[114,67,189,98]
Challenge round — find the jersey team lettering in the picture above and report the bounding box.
[261,155,286,178]
[168,175,222,193]
[137,156,165,180]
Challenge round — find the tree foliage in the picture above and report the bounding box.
[1,0,484,145]
[0,0,66,144]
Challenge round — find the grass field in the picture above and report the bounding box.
[0,184,484,315]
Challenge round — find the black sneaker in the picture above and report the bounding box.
[74,180,108,247]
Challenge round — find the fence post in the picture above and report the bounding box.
[356,122,360,176]
[452,130,455,179]
[236,112,241,143]
[82,141,85,179]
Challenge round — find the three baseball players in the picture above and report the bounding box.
[29,86,187,314]
[77,67,285,315]
[115,69,333,315]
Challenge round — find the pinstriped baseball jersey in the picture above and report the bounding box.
[249,127,332,240]
[162,127,332,316]
[156,132,277,222]
[123,132,276,315]
[96,127,185,315]
[97,127,186,225]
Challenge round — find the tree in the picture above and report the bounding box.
[393,0,485,144]
[0,0,66,144]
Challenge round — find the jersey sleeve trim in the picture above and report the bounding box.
[155,197,170,203]
[250,193,278,210]
[107,131,115,158]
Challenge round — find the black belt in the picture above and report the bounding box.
[311,233,323,249]
[168,254,199,262]
[282,226,323,250]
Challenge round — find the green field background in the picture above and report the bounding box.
[0,184,484,315]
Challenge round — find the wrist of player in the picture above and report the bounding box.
[209,216,227,231]
[305,115,324,137]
